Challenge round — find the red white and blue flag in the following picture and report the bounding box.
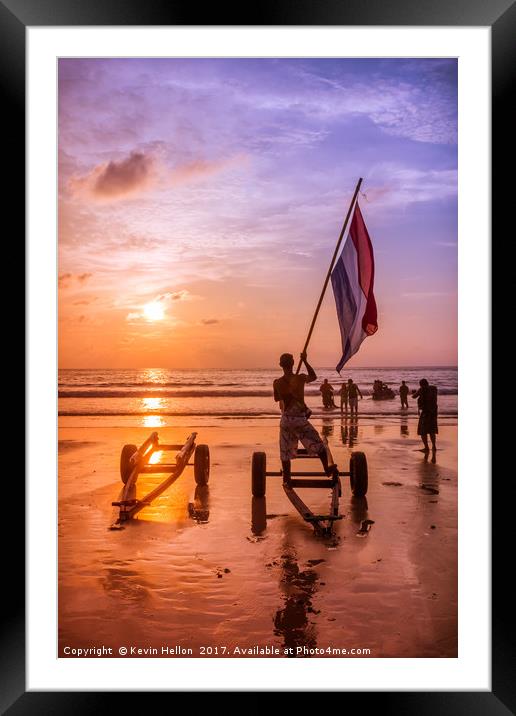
[331,202,378,373]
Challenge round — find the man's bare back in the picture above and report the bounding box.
[273,373,310,413]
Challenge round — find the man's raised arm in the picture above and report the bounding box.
[300,352,317,383]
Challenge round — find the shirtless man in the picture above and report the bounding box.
[347,378,363,416]
[273,352,338,485]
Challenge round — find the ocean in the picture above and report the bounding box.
[58,367,457,425]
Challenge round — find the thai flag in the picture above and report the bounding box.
[331,202,378,373]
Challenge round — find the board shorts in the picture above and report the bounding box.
[349,397,358,409]
[279,412,324,461]
[417,411,438,436]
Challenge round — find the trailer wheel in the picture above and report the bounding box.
[120,444,138,484]
[252,452,267,497]
[350,451,368,497]
[194,444,210,485]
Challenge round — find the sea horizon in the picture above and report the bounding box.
[59,364,458,371]
[58,366,458,421]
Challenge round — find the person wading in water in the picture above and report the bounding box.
[319,378,336,408]
[347,378,363,416]
[412,378,438,454]
[399,380,409,409]
[273,352,338,485]
[339,382,349,415]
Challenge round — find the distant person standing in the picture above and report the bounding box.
[412,378,438,453]
[339,382,349,415]
[347,378,363,416]
[319,379,335,408]
[399,381,409,409]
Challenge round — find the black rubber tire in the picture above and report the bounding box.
[350,451,368,497]
[194,444,210,485]
[252,452,267,497]
[120,444,138,484]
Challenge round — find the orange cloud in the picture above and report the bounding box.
[167,290,190,302]
[70,151,155,201]
[73,297,97,305]
[58,272,72,288]
[69,151,246,203]
[170,156,245,185]
[59,272,93,289]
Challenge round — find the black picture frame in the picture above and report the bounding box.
[6,0,511,710]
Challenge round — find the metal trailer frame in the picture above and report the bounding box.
[110,431,210,529]
[251,440,368,536]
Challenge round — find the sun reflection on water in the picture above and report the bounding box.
[141,368,167,384]
[141,396,165,428]
[142,415,165,428]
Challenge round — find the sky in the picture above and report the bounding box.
[58,58,457,369]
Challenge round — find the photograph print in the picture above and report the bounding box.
[58,57,457,659]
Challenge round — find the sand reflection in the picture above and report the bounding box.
[273,549,318,656]
[101,562,151,607]
[251,497,267,536]
[341,417,359,447]
[188,485,210,523]
[321,419,334,438]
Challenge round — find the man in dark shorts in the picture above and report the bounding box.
[273,352,338,485]
[399,380,409,409]
[412,378,438,453]
[347,378,363,416]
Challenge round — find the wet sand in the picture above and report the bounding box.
[58,416,457,658]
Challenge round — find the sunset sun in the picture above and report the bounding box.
[143,301,165,321]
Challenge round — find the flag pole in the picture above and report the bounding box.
[295,177,363,374]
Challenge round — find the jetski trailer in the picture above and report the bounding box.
[251,439,368,536]
[110,431,210,529]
